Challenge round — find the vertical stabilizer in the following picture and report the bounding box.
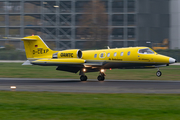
[21,35,55,60]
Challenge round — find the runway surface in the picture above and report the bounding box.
[1,78,180,93]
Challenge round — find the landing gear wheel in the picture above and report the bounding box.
[97,75,105,81]
[80,75,87,81]
[156,71,162,77]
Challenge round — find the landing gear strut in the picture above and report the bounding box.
[97,69,106,81]
[79,68,87,81]
[156,68,162,77]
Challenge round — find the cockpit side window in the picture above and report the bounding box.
[138,48,154,54]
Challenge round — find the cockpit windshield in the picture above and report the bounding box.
[138,48,154,54]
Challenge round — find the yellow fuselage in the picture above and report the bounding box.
[32,47,173,69]
[81,47,170,69]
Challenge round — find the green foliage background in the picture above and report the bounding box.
[0,49,26,60]
[156,49,180,62]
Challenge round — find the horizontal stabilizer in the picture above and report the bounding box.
[4,37,37,40]
[22,60,33,65]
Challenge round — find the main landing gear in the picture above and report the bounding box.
[156,68,162,77]
[79,68,88,81]
[79,68,106,81]
[97,69,106,81]
[80,75,88,81]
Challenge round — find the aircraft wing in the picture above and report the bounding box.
[31,58,86,65]
[23,59,106,73]
[24,58,86,73]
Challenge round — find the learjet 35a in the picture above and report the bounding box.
[6,35,177,81]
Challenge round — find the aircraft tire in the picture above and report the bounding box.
[80,75,87,81]
[97,75,105,81]
[156,71,162,77]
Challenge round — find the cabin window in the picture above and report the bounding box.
[120,52,124,56]
[114,52,117,56]
[100,53,104,58]
[94,54,97,58]
[99,52,106,58]
[107,53,110,57]
[138,48,154,54]
[127,51,131,56]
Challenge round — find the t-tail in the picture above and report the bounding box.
[21,35,56,60]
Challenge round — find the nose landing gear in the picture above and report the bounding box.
[156,68,162,77]
[156,71,162,77]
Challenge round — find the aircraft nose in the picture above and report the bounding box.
[169,58,176,64]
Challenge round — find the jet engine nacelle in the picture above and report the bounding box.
[52,49,82,59]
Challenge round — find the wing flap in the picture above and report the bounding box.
[84,62,103,67]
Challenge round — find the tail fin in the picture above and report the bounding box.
[22,35,55,60]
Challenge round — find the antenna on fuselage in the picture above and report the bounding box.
[107,46,110,49]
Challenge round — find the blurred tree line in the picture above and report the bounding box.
[78,0,109,49]
[0,43,26,60]
[156,49,180,62]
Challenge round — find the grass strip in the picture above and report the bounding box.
[0,91,180,120]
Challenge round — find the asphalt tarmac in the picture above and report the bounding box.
[1,78,180,93]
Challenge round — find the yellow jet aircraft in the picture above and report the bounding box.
[6,35,177,81]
